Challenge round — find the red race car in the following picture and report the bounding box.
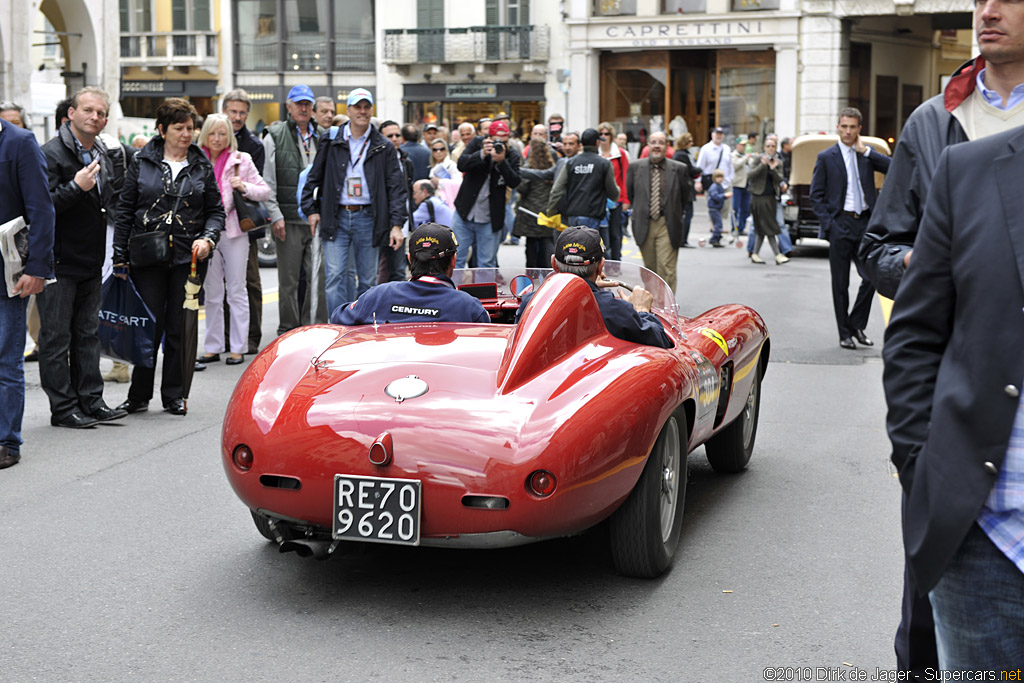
[222,263,769,578]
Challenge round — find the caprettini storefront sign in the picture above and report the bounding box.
[445,84,497,99]
[592,18,792,47]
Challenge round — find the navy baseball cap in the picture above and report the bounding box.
[555,227,605,266]
[581,128,601,147]
[411,223,458,261]
[287,85,315,103]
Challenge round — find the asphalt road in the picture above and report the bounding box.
[0,211,902,682]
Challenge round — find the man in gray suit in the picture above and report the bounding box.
[625,132,693,293]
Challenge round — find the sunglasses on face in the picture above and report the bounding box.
[385,133,401,138]
[432,146,446,151]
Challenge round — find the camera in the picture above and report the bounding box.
[491,140,505,155]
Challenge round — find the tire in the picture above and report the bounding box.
[705,359,762,473]
[250,510,299,543]
[609,414,687,578]
[256,234,276,268]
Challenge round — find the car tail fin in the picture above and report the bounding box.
[497,273,607,394]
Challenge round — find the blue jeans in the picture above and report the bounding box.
[453,213,498,269]
[0,294,28,454]
[930,523,1024,669]
[732,186,751,234]
[324,208,377,316]
[777,202,793,253]
[709,209,724,243]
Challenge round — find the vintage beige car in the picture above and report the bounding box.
[782,134,891,244]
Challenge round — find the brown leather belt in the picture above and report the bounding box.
[841,210,869,219]
[342,205,366,212]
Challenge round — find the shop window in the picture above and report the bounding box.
[718,66,774,141]
[335,0,374,71]
[663,0,706,13]
[237,0,279,71]
[595,0,636,16]
[285,0,328,71]
[602,67,667,148]
[730,0,780,10]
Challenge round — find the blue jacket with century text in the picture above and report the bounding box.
[331,275,490,325]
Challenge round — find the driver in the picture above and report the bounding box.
[331,223,490,325]
[515,227,673,348]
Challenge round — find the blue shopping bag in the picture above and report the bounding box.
[97,275,157,368]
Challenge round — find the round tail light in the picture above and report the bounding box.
[527,470,556,497]
[233,444,254,471]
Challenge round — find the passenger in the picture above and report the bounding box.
[516,227,673,349]
[330,223,489,325]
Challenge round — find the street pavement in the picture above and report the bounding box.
[0,209,901,681]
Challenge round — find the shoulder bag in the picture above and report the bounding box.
[232,161,270,232]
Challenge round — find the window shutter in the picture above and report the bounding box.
[140,1,152,32]
[417,0,442,28]
[120,0,129,32]
[194,0,211,31]
[171,0,187,31]
[521,0,530,24]
[485,0,499,25]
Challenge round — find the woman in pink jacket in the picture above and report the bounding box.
[196,114,270,365]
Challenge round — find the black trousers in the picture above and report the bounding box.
[896,497,938,673]
[607,202,623,261]
[36,273,105,418]
[681,202,694,246]
[828,214,874,339]
[128,263,195,405]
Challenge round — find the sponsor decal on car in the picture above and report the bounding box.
[700,327,729,355]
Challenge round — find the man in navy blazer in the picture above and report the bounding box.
[883,125,1024,668]
[0,118,56,469]
[810,107,890,349]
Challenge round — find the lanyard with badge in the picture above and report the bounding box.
[346,128,369,198]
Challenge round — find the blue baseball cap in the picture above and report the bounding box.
[346,88,374,107]
[287,85,315,103]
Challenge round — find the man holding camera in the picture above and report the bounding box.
[452,119,521,269]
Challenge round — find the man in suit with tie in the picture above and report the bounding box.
[626,132,697,293]
[810,108,891,349]
[883,125,1024,669]
[0,106,56,469]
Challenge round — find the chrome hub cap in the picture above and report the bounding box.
[659,418,681,543]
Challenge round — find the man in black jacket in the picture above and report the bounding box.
[546,128,619,240]
[452,119,521,268]
[301,89,408,318]
[222,89,266,354]
[379,120,415,283]
[39,87,126,428]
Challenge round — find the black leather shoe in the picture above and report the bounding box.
[51,412,98,429]
[24,349,38,362]
[711,242,725,248]
[854,330,874,346]
[839,337,856,350]
[226,354,245,366]
[117,398,149,414]
[90,405,127,422]
[0,446,20,470]
[681,243,695,249]
[198,353,220,363]
[194,361,207,372]
[163,398,187,415]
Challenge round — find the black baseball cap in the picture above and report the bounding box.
[555,227,605,266]
[713,126,725,134]
[581,128,601,147]
[410,223,458,261]
[424,122,439,131]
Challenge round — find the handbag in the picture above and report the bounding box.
[233,164,270,232]
[128,230,173,269]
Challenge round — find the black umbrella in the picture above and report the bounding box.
[181,246,201,413]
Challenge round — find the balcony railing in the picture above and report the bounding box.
[383,25,549,65]
[236,38,375,72]
[120,32,218,70]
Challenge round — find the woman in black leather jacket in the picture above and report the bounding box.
[112,98,224,416]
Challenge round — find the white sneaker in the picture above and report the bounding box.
[775,254,790,265]
[750,254,765,264]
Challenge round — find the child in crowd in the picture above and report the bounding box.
[706,169,726,245]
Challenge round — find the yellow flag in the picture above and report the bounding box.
[538,212,569,231]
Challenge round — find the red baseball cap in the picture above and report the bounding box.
[489,120,511,137]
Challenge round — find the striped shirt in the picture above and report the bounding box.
[978,386,1024,575]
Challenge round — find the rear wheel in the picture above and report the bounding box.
[609,414,687,578]
[705,360,762,473]
[256,234,276,268]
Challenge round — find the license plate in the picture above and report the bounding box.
[332,475,422,546]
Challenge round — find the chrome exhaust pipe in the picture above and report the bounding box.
[279,539,339,560]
